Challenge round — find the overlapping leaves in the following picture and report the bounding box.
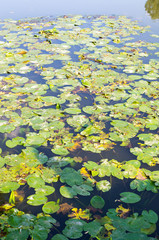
[0,14,158,240]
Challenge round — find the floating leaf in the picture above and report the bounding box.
[120,192,141,203]
[5,229,29,240]
[141,224,156,235]
[0,182,20,193]
[130,179,158,193]
[65,108,81,114]
[51,235,69,240]
[142,210,158,224]
[25,135,45,146]
[60,167,83,186]
[0,156,5,168]
[42,201,60,214]
[84,220,102,237]
[27,194,47,206]
[72,184,93,196]
[35,185,55,196]
[60,186,76,198]
[27,175,45,188]
[96,180,111,192]
[6,137,25,148]
[62,219,85,239]
[31,226,49,240]
[80,125,101,136]
[90,195,105,209]
[52,147,69,156]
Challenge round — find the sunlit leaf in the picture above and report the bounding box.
[42,201,60,214]
[60,186,77,198]
[52,147,69,156]
[27,194,47,206]
[0,182,20,193]
[27,175,45,188]
[96,180,111,192]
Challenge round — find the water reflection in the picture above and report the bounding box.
[145,0,159,19]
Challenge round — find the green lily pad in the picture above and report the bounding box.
[0,182,20,193]
[5,229,29,240]
[7,215,19,228]
[60,186,76,198]
[80,125,101,136]
[0,123,15,133]
[42,201,60,214]
[84,220,102,237]
[120,192,141,203]
[6,137,25,148]
[141,223,156,235]
[31,226,49,240]
[27,194,47,206]
[72,184,93,196]
[90,195,105,209]
[35,185,55,195]
[130,179,158,193]
[60,167,83,186]
[47,156,73,168]
[27,175,45,188]
[67,115,89,130]
[49,121,65,130]
[52,147,69,156]
[62,219,85,239]
[142,210,158,224]
[25,134,45,146]
[0,156,5,168]
[65,108,81,114]
[51,234,69,240]
[96,180,111,192]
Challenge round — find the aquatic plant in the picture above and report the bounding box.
[0,15,159,239]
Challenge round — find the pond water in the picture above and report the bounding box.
[0,1,159,240]
[0,1,158,22]
[1,0,159,38]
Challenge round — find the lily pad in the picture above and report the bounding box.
[5,229,29,240]
[27,175,45,188]
[60,167,83,186]
[120,192,141,203]
[51,234,69,240]
[35,185,55,196]
[60,186,76,198]
[52,147,69,156]
[72,184,93,196]
[90,195,105,209]
[62,219,85,239]
[25,134,45,146]
[96,180,111,192]
[0,156,5,168]
[42,201,60,214]
[27,194,47,206]
[65,108,81,114]
[84,220,102,237]
[0,182,20,193]
[142,210,158,224]
[6,137,25,148]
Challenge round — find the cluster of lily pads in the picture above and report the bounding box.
[0,15,159,239]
